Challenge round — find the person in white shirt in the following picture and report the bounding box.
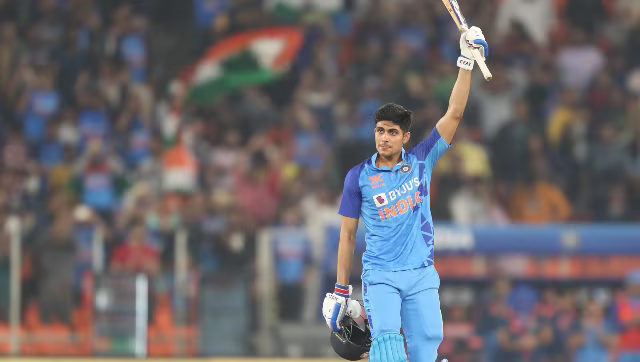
[495,0,556,47]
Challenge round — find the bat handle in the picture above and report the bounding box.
[471,48,492,81]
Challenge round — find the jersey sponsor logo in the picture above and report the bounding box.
[399,164,412,174]
[388,177,420,201]
[378,191,423,221]
[369,174,384,189]
[372,193,388,207]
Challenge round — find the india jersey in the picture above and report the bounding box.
[338,127,451,271]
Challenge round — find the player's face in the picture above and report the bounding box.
[374,121,410,157]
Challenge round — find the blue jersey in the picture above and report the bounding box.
[338,127,451,271]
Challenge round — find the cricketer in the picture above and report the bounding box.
[322,26,489,362]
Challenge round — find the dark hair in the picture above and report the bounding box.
[374,103,413,133]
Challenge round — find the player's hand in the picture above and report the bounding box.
[322,283,351,332]
[457,26,489,70]
[345,299,362,319]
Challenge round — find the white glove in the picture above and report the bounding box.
[322,283,351,332]
[346,299,362,319]
[458,26,489,71]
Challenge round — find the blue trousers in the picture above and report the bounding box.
[362,265,443,362]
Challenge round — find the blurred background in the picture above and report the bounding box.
[0,0,639,361]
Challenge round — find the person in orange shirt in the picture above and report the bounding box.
[611,270,640,362]
[508,155,571,223]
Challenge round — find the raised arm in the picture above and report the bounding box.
[436,68,472,143]
[436,26,489,143]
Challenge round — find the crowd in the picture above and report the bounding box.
[0,0,638,358]
[439,271,640,362]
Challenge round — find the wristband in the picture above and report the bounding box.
[457,55,474,70]
[334,283,350,298]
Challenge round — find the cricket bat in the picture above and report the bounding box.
[442,0,493,81]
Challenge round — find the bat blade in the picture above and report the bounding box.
[449,0,469,30]
[441,0,493,81]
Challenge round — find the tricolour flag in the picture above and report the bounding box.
[184,27,304,105]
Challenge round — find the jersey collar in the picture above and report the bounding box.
[370,148,407,171]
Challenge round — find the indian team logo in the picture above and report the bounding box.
[372,193,388,208]
[399,164,412,174]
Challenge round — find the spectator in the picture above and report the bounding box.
[72,139,125,222]
[290,104,329,171]
[449,126,492,179]
[193,0,229,30]
[588,122,628,210]
[37,121,65,168]
[556,26,605,91]
[110,222,160,276]
[508,156,572,223]
[551,290,580,361]
[71,205,107,290]
[495,0,556,47]
[75,91,111,148]
[490,284,554,362]
[161,131,199,194]
[568,300,616,362]
[18,66,60,144]
[595,183,633,222]
[471,66,526,140]
[272,205,311,321]
[477,276,513,361]
[441,305,481,360]
[492,99,537,182]
[3,129,28,171]
[449,176,509,225]
[610,270,640,362]
[118,15,148,84]
[0,21,23,93]
[233,150,279,227]
[32,213,76,324]
[546,89,582,148]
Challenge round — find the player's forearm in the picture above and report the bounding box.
[437,69,472,143]
[336,234,356,285]
[447,69,472,120]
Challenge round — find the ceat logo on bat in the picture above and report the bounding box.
[373,193,388,207]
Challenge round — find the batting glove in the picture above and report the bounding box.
[458,26,489,70]
[322,283,351,332]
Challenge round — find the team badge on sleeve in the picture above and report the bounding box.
[400,164,412,174]
[373,193,388,208]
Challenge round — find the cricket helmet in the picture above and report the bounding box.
[330,314,372,360]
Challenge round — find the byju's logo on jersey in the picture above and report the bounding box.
[372,193,388,207]
[399,164,412,174]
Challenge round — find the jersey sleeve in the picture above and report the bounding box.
[409,126,451,170]
[338,166,363,219]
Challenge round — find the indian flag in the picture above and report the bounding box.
[184,27,304,105]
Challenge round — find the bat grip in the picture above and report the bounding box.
[471,48,492,81]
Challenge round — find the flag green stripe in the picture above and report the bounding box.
[186,68,277,105]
